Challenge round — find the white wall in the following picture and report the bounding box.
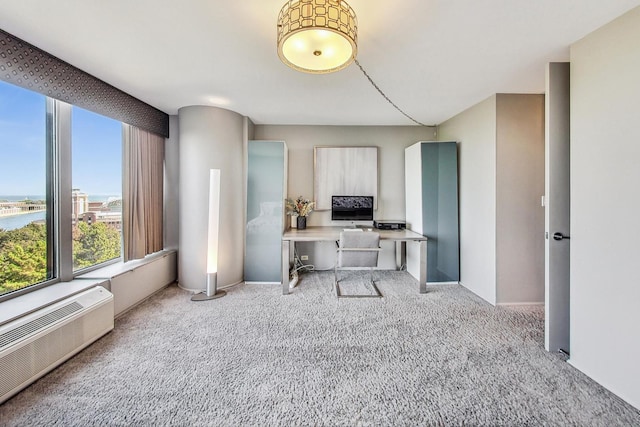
[438,96,498,304]
[404,142,424,233]
[253,125,436,269]
[178,106,246,290]
[570,6,640,409]
[404,142,424,278]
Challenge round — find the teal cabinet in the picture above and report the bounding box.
[405,141,459,283]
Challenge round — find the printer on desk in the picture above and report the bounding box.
[373,220,406,230]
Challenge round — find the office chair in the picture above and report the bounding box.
[334,231,382,298]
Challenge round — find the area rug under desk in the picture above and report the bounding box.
[2,272,639,426]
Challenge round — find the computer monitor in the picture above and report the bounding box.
[331,196,374,221]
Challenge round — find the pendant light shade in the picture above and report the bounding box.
[277,0,358,74]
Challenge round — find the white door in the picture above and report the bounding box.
[545,63,571,354]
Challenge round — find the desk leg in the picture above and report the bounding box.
[282,240,290,295]
[395,241,405,270]
[420,240,428,294]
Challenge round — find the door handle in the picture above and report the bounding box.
[553,232,570,241]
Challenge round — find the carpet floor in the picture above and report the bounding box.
[1,271,639,426]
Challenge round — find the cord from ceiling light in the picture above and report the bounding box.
[354,59,433,127]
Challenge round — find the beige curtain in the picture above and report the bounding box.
[123,124,165,261]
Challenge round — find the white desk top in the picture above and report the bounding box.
[283,226,427,242]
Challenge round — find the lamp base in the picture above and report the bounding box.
[190,272,226,301]
[191,289,227,301]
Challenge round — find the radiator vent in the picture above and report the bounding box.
[0,286,113,404]
[0,302,82,349]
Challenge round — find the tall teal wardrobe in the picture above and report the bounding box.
[405,141,459,283]
[245,141,287,283]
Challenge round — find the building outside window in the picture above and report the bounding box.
[71,106,122,272]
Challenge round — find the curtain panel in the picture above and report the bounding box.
[123,124,165,261]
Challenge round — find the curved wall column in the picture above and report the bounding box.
[178,106,245,291]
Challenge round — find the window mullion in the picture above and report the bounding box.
[49,99,73,282]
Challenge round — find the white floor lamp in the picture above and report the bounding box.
[192,169,227,301]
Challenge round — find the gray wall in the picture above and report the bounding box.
[178,106,246,290]
[164,115,180,251]
[253,125,436,269]
[496,94,545,304]
[437,94,545,305]
[570,6,640,409]
[544,62,571,353]
[438,96,498,304]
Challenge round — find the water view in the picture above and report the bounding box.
[0,194,121,231]
[0,211,47,231]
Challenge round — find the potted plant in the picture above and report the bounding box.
[285,196,315,230]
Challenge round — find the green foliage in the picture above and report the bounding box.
[0,221,122,296]
[0,223,48,294]
[72,221,121,270]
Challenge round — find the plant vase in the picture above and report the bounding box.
[297,216,307,230]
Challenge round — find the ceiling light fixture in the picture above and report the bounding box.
[277,0,358,74]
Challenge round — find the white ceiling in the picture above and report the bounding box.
[0,1,639,125]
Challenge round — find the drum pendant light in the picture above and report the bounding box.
[277,0,358,74]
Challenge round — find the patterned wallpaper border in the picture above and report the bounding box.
[0,29,169,138]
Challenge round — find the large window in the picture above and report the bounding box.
[0,80,125,299]
[72,107,122,271]
[0,81,51,297]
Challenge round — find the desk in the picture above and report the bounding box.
[282,227,428,295]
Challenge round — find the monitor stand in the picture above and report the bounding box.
[342,222,363,231]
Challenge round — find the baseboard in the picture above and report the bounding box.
[496,302,545,307]
[427,281,459,285]
[244,281,280,285]
[457,281,497,306]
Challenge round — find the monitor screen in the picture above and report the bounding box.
[331,196,374,221]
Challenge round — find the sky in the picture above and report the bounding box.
[0,80,122,196]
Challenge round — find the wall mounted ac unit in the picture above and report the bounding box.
[0,286,114,404]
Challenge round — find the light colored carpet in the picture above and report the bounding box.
[1,271,639,426]
[335,270,380,296]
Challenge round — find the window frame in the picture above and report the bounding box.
[0,94,124,303]
[70,104,124,274]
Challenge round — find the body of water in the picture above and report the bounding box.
[0,194,121,231]
[0,195,46,202]
[0,195,119,202]
[0,211,47,231]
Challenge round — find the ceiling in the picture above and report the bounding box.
[0,1,638,126]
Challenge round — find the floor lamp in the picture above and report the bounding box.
[192,169,227,301]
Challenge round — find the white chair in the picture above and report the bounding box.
[334,231,382,298]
